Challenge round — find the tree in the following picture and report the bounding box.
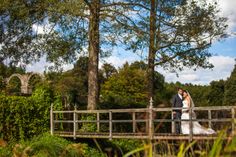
[208,80,225,106]
[49,56,88,108]
[0,0,147,110]
[99,63,117,84]
[101,61,165,108]
[101,62,148,108]
[224,64,236,106]
[117,0,227,103]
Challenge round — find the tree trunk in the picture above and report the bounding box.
[148,0,156,104]
[87,0,100,110]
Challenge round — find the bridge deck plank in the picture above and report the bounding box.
[53,131,231,140]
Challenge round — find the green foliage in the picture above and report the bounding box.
[121,131,236,157]
[0,133,106,157]
[208,80,225,106]
[48,56,89,108]
[0,62,25,78]
[0,86,61,141]
[185,85,210,107]
[5,76,21,95]
[83,144,107,157]
[0,146,12,157]
[177,141,196,157]
[79,114,97,132]
[100,61,165,108]
[123,144,150,157]
[99,63,117,84]
[101,62,148,108]
[207,132,225,157]
[111,139,142,154]
[224,64,236,106]
[164,82,211,107]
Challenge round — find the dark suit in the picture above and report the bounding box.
[171,94,183,134]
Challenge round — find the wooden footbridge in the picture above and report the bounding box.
[50,100,236,141]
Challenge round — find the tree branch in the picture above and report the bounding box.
[101,2,150,11]
[83,0,91,8]
[155,45,209,66]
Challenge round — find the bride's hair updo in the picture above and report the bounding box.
[183,90,188,94]
[182,90,189,100]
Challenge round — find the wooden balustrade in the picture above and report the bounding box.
[50,103,236,140]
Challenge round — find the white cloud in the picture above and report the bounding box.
[101,56,134,68]
[159,55,235,85]
[26,56,73,73]
[100,52,141,68]
[32,21,53,35]
[216,0,236,34]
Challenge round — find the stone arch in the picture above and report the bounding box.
[6,74,24,85]
[27,73,45,92]
[6,73,45,94]
[27,72,45,84]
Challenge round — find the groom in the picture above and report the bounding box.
[171,87,183,134]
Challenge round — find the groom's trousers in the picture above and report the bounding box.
[173,112,181,134]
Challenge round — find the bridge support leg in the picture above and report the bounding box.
[109,111,112,140]
[171,111,175,134]
[73,107,78,140]
[151,140,156,157]
[50,104,54,135]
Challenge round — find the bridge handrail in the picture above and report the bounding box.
[50,104,236,141]
[52,105,236,114]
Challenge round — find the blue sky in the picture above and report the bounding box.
[27,0,236,85]
[210,37,236,57]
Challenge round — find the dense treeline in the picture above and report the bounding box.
[1,56,235,109]
[47,57,236,108]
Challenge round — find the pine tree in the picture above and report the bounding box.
[118,0,228,103]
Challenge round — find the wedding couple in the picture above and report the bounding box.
[172,88,216,135]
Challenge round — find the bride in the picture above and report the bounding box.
[181,90,216,134]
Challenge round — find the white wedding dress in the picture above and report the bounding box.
[181,100,216,134]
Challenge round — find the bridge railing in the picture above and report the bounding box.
[50,103,236,140]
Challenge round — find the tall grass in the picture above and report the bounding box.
[123,131,236,157]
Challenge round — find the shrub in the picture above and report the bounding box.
[0,133,105,157]
[0,86,61,141]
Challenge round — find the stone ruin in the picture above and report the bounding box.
[5,73,44,94]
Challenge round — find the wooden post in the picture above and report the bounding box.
[97,112,100,132]
[145,97,155,157]
[109,111,112,140]
[73,106,78,140]
[132,112,136,133]
[50,104,54,135]
[171,110,175,134]
[208,110,212,128]
[189,106,193,141]
[232,108,235,135]
[149,97,154,140]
